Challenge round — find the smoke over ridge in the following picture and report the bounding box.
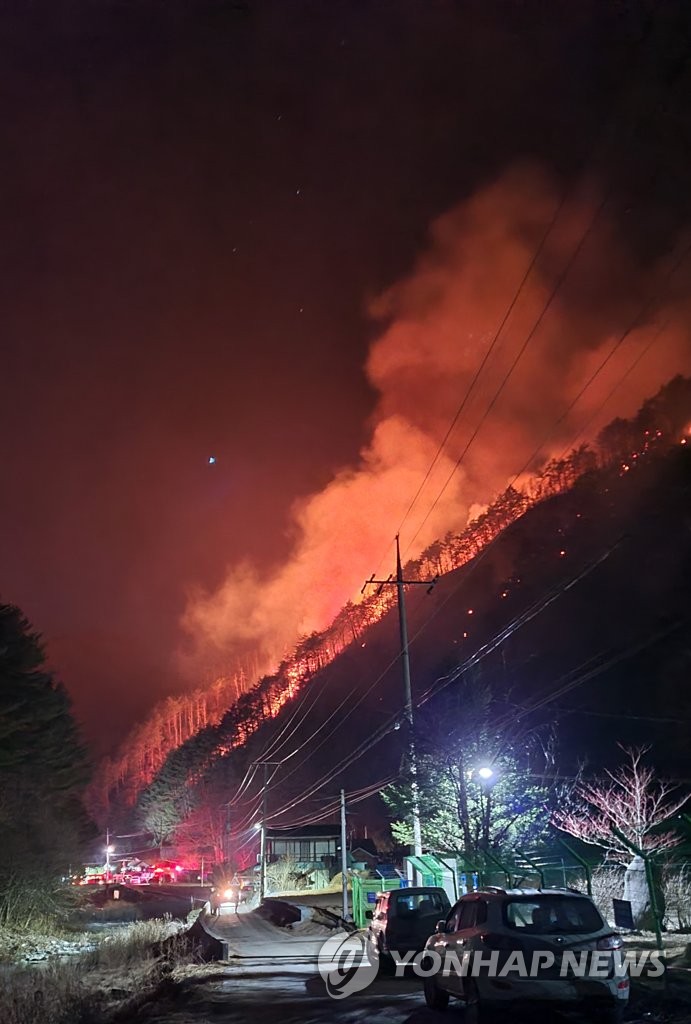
[180,164,691,675]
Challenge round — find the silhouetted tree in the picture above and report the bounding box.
[0,603,92,924]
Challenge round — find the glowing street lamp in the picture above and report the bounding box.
[477,766,494,781]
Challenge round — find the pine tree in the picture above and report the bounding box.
[0,603,92,923]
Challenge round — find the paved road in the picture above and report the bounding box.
[131,909,687,1024]
[136,909,434,1024]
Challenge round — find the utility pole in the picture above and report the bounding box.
[105,827,112,879]
[224,802,232,868]
[340,788,348,922]
[259,762,268,902]
[363,535,436,858]
[252,752,297,903]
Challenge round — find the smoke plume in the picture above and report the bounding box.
[180,164,691,674]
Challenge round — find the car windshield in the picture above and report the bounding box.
[504,897,603,934]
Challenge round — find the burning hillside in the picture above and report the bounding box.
[179,166,691,681]
[90,376,691,819]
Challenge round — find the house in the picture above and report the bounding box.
[266,823,340,864]
[349,837,379,871]
[266,824,341,889]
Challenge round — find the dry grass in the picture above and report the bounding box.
[591,862,691,933]
[591,864,625,924]
[663,865,691,932]
[82,916,182,969]
[0,917,192,1024]
[1,960,98,1024]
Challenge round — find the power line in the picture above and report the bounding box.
[373,251,691,716]
[380,28,663,578]
[492,621,683,730]
[229,763,259,806]
[255,677,328,763]
[263,540,620,819]
[550,319,669,463]
[411,541,623,712]
[390,190,569,548]
[216,144,688,843]
[403,191,610,560]
[267,547,675,824]
[271,777,396,831]
[549,705,691,725]
[500,240,691,487]
[272,622,680,826]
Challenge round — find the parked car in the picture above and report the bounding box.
[422,887,629,1024]
[366,887,451,969]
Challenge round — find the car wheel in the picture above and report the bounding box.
[377,950,395,975]
[423,965,449,1011]
[463,978,490,1024]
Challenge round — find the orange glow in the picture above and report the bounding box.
[90,404,691,819]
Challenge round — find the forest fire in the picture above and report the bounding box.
[90,377,691,818]
[179,169,691,689]
[89,166,691,822]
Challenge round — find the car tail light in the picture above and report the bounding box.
[597,934,622,950]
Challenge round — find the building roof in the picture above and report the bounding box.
[351,837,377,855]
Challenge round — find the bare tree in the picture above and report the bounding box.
[553,746,687,861]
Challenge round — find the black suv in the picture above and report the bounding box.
[366,886,451,968]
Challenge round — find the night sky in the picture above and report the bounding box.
[2,1,690,753]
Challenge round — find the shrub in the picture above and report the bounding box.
[0,917,189,1024]
[662,865,691,931]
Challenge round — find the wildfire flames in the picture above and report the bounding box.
[93,165,691,812]
[181,165,691,674]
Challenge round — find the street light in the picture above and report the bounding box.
[105,844,115,877]
[473,767,497,854]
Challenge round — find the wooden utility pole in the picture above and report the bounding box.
[363,535,436,857]
[224,802,232,868]
[251,752,298,902]
[340,788,348,921]
[259,762,269,901]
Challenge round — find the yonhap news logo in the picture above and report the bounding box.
[318,935,664,1000]
[318,932,379,998]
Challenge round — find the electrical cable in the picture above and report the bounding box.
[271,621,680,825]
[391,191,569,548]
[215,123,691,840]
[402,192,610,560]
[262,540,618,817]
[254,678,328,762]
[220,219,690,827]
